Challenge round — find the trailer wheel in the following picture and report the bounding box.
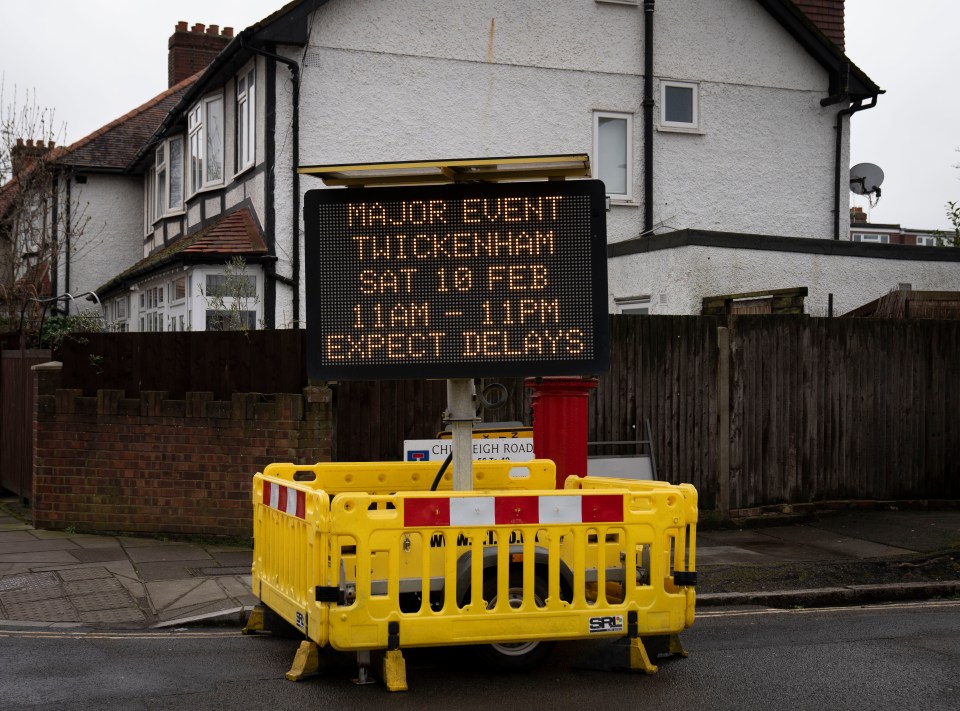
[474,571,555,671]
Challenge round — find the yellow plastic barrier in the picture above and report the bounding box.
[250,461,697,681]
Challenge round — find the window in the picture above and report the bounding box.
[660,80,699,131]
[852,233,889,244]
[188,94,224,194]
[615,296,650,315]
[152,137,184,220]
[593,111,632,200]
[236,67,256,172]
[144,166,156,232]
[155,144,167,217]
[206,273,256,299]
[168,137,184,210]
[138,285,167,332]
[172,276,186,301]
[915,235,937,246]
[206,310,257,331]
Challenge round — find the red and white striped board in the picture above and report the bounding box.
[263,481,306,519]
[404,494,623,528]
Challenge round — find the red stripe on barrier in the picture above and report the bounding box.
[263,482,272,507]
[495,496,539,525]
[581,494,624,523]
[296,490,306,519]
[405,498,450,527]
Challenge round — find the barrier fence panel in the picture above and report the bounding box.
[251,461,697,655]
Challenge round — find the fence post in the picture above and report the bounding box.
[716,326,730,520]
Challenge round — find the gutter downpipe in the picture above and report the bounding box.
[643,0,655,234]
[240,35,302,328]
[822,64,879,240]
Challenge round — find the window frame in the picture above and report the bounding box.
[236,65,256,174]
[593,110,634,202]
[187,93,225,196]
[852,232,890,244]
[659,79,701,133]
[615,296,650,315]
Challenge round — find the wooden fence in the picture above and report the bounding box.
[45,316,960,512]
[1,347,51,502]
[58,330,306,400]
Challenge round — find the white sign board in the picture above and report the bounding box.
[404,438,535,462]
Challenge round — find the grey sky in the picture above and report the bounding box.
[1,0,956,231]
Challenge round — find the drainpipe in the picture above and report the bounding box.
[50,170,59,301]
[64,173,72,315]
[241,36,302,328]
[643,0,655,234]
[821,64,879,240]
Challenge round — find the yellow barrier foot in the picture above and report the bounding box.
[241,605,266,635]
[381,649,408,692]
[669,633,689,658]
[629,637,659,674]
[285,641,320,681]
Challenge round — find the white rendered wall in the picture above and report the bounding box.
[609,245,960,316]
[277,0,856,323]
[67,174,143,310]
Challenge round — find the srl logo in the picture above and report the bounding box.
[588,615,624,634]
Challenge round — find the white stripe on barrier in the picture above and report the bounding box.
[539,495,583,524]
[450,497,495,527]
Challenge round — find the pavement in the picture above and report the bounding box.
[1,497,957,631]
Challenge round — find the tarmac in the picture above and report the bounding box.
[0,497,957,631]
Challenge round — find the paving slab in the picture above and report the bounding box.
[144,579,209,612]
[697,545,780,566]
[125,545,213,564]
[135,561,204,582]
[57,567,113,582]
[811,511,960,553]
[0,551,82,564]
[2,596,79,622]
[209,550,253,567]
[215,575,254,599]
[0,538,81,555]
[161,579,229,612]
[69,547,128,564]
[79,607,146,624]
[760,525,918,559]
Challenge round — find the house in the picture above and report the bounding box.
[17,0,958,332]
[0,23,236,331]
[848,206,944,247]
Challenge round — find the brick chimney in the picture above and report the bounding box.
[168,21,234,87]
[793,0,845,51]
[850,206,867,224]
[11,138,55,175]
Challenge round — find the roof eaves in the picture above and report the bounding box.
[131,0,328,171]
[55,72,200,172]
[757,0,881,99]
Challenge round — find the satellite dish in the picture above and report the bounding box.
[850,163,884,196]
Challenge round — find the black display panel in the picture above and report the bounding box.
[304,180,609,380]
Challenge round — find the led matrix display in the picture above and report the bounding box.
[304,180,609,379]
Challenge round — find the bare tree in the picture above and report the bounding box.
[0,79,94,342]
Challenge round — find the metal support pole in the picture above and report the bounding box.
[445,378,477,490]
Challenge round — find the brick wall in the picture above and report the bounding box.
[32,363,333,538]
[168,22,233,87]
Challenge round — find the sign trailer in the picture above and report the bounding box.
[304,179,609,380]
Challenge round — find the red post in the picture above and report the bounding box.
[525,377,597,489]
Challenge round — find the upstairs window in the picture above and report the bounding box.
[660,80,700,132]
[188,94,224,194]
[237,67,256,172]
[593,111,632,201]
[153,136,184,219]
